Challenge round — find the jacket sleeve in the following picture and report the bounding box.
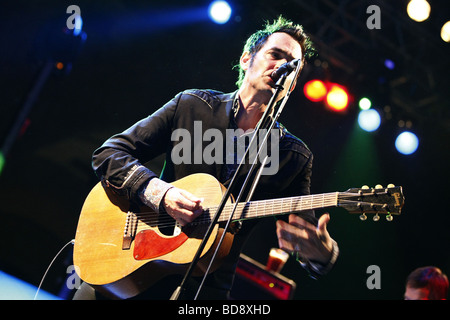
[91,92,182,203]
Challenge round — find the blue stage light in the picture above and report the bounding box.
[72,15,83,36]
[358,109,381,132]
[0,271,60,300]
[208,1,232,24]
[395,131,419,155]
[384,59,395,70]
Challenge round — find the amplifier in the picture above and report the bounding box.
[230,254,296,300]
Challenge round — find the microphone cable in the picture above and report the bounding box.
[33,239,75,300]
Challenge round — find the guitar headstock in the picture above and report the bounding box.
[338,184,404,221]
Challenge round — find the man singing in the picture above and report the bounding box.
[74,16,339,300]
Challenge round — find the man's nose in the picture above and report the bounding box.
[275,59,288,69]
[274,58,291,72]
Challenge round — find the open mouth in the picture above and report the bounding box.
[267,75,278,88]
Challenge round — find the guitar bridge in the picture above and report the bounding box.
[122,211,137,250]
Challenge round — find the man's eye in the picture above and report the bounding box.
[269,52,281,59]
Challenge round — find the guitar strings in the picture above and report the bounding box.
[136,193,343,224]
[134,193,361,228]
[124,199,395,241]
[132,201,390,233]
[127,192,367,230]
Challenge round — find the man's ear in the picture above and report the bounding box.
[240,51,251,71]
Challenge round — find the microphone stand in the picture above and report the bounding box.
[170,65,300,300]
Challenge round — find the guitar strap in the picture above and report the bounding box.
[171,64,302,300]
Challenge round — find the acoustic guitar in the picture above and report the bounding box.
[73,173,404,299]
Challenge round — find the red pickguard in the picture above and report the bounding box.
[133,229,188,260]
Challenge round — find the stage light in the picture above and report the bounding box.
[303,79,327,102]
[208,1,232,24]
[407,0,431,22]
[326,84,349,111]
[384,59,395,70]
[358,97,372,110]
[73,15,83,36]
[0,151,5,176]
[0,271,60,299]
[358,109,381,132]
[441,21,450,42]
[395,131,419,155]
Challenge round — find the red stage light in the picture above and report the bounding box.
[303,80,327,102]
[325,83,349,111]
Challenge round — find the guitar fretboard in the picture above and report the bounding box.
[202,192,340,223]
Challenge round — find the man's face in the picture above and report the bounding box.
[240,32,303,99]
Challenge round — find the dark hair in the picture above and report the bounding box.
[235,15,314,88]
[406,266,449,300]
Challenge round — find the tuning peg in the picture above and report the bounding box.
[386,214,393,222]
[359,213,367,221]
[375,184,383,189]
[387,184,395,188]
[373,214,380,222]
[359,185,369,195]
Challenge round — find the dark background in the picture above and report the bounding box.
[1,0,449,300]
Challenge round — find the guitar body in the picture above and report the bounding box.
[73,173,234,299]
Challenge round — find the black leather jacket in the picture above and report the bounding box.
[91,89,315,299]
[93,89,313,203]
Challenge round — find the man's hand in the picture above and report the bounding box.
[276,213,333,265]
[162,188,203,226]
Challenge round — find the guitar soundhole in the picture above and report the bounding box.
[157,212,179,236]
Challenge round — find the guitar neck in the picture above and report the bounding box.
[208,192,340,223]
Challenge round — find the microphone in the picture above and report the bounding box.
[271,59,300,82]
